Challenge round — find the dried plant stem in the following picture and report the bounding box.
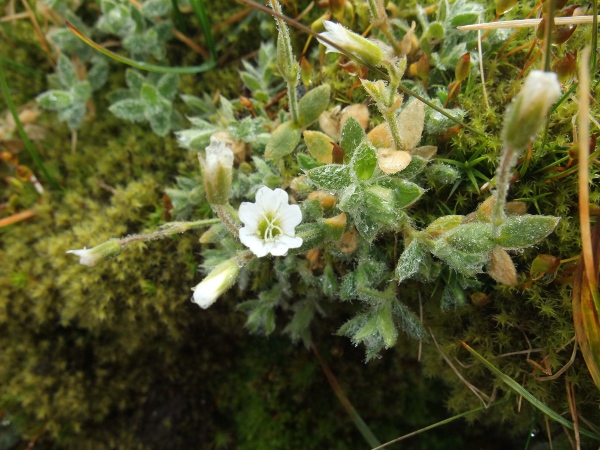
[577,47,599,300]
[0,209,36,228]
[458,15,598,31]
[477,22,489,109]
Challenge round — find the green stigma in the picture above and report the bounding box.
[257,212,282,242]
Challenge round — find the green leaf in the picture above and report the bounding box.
[297,84,330,127]
[396,239,428,283]
[156,73,179,100]
[265,121,300,159]
[340,116,365,161]
[441,276,467,311]
[353,314,379,343]
[141,0,171,17]
[71,80,91,103]
[304,130,333,163]
[424,215,463,237]
[444,222,495,254]
[36,90,71,110]
[352,142,377,180]
[56,54,78,88]
[379,178,424,209]
[297,152,324,171]
[126,69,145,92]
[307,164,353,190]
[289,222,325,254]
[109,99,146,122]
[431,239,487,277]
[283,300,315,346]
[364,185,399,226]
[427,22,445,39]
[496,215,560,249]
[147,107,172,136]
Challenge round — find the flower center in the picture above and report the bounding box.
[257,212,282,243]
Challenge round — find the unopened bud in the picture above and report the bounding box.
[323,212,347,240]
[496,0,518,16]
[318,20,384,67]
[66,239,122,267]
[191,259,240,309]
[308,190,337,209]
[455,53,471,82]
[551,52,576,83]
[502,70,561,150]
[199,137,234,205]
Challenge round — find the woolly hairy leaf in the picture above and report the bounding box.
[352,142,377,180]
[298,84,330,127]
[304,130,333,163]
[265,121,300,159]
[340,116,365,160]
[496,215,559,249]
[396,239,427,284]
[444,222,495,254]
[109,99,146,122]
[36,90,71,110]
[307,165,352,190]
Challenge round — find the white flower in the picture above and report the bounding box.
[66,240,122,266]
[317,20,383,67]
[238,187,303,257]
[200,136,234,205]
[191,259,240,309]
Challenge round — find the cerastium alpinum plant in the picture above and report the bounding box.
[5,0,600,445]
[63,0,564,364]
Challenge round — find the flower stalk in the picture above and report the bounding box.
[270,0,300,124]
[491,70,561,237]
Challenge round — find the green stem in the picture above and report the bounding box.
[0,62,59,191]
[66,22,216,74]
[491,144,517,238]
[118,218,221,247]
[212,204,241,236]
[383,110,404,151]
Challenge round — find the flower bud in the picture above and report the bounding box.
[502,70,561,150]
[199,136,234,205]
[191,259,240,309]
[455,53,471,83]
[318,20,384,67]
[66,239,122,267]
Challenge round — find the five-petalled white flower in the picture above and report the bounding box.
[238,186,303,257]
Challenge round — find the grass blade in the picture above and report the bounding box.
[0,62,59,190]
[311,343,381,448]
[371,398,509,450]
[461,341,600,441]
[65,22,216,74]
[190,0,217,61]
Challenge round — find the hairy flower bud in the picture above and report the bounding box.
[191,259,240,309]
[502,70,561,150]
[199,136,234,205]
[66,240,122,266]
[318,20,383,67]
